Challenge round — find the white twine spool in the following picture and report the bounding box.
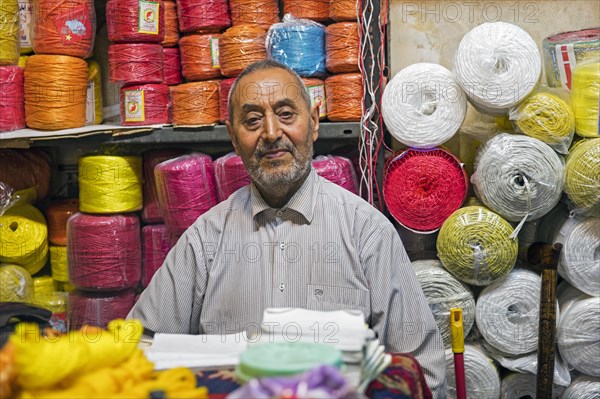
[557,296,600,377]
[535,202,570,245]
[562,375,600,399]
[411,260,476,348]
[476,269,544,355]
[381,63,467,149]
[500,372,565,399]
[454,22,541,115]
[557,280,591,314]
[445,344,500,399]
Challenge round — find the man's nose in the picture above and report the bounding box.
[262,113,283,142]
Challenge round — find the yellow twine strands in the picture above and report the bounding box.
[32,275,56,296]
[32,291,67,314]
[49,246,69,283]
[437,206,518,286]
[0,0,20,65]
[0,204,48,275]
[0,264,33,303]
[572,58,600,137]
[78,155,143,213]
[564,138,600,215]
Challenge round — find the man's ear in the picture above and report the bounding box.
[225,120,240,155]
[310,101,320,142]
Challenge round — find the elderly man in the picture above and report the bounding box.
[129,60,446,397]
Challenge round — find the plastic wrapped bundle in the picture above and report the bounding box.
[68,289,136,330]
[445,345,500,399]
[564,138,600,216]
[106,0,165,43]
[0,264,33,303]
[142,225,171,288]
[312,155,359,195]
[109,44,164,85]
[562,375,600,399]
[120,84,170,126]
[0,66,25,131]
[213,152,251,201]
[142,149,185,224]
[572,57,600,137]
[500,372,565,399]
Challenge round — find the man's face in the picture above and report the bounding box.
[226,68,319,189]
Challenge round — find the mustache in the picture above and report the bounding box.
[255,141,294,157]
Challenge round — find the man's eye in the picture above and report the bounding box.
[245,117,261,126]
[279,111,293,119]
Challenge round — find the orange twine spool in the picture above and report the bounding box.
[32,0,96,58]
[162,1,180,47]
[302,77,327,120]
[325,73,362,121]
[46,198,79,246]
[24,55,88,130]
[229,0,279,29]
[170,81,220,125]
[283,0,329,23]
[0,149,51,203]
[330,0,358,21]
[219,25,267,77]
[179,34,222,81]
[326,22,359,73]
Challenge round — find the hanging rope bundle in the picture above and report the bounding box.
[325,73,362,122]
[31,0,95,58]
[219,25,267,77]
[509,90,575,154]
[571,57,600,137]
[24,55,88,130]
[0,0,20,65]
[0,264,33,303]
[108,43,164,85]
[46,198,79,245]
[329,0,357,21]
[67,213,141,291]
[325,22,359,73]
[0,66,25,131]
[500,372,565,399]
[437,206,517,286]
[120,84,170,126]
[163,47,183,85]
[162,0,179,47]
[141,224,171,288]
[78,155,143,213]
[218,77,236,122]
[170,81,220,125]
[557,296,600,376]
[229,0,279,29]
[179,34,222,81]
[49,245,69,283]
[382,63,466,148]
[283,0,329,22]
[176,0,231,33]
[106,0,165,43]
[445,344,501,399]
[411,260,475,349]
[0,149,51,203]
[154,153,218,236]
[454,22,541,115]
[68,289,136,330]
[561,375,600,399]
[0,203,48,275]
[564,138,600,215]
[142,149,184,224]
[213,152,251,201]
[383,148,468,233]
[302,77,326,120]
[312,155,359,195]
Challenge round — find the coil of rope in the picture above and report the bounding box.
[301,77,327,120]
[561,375,600,399]
[0,264,33,303]
[229,0,279,29]
[162,0,179,47]
[106,0,165,43]
[176,0,231,33]
[108,43,164,85]
[0,66,25,131]
[325,22,359,73]
[213,152,251,201]
[49,245,69,283]
[163,47,183,85]
[325,73,362,122]
[68,289,136,330]
[219,25,267,77]
[46,198,79,246]
[445,344,501,399]
[329,0,357,21]
[283,0,329,22]
[179,34,222,81]
[454,22,541,115]
[0,0,20,66]
[170,81,220,125]
[142,149,185,224]
[312,155,359,195]
[572,57,600,137]
[120,84,171,126]
[564,138,600,215]
[142,224,171,288]
[218,77,236,122]
[500,372,565,399]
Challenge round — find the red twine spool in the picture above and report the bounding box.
[141,224,171,288]
[67,213,141,291]
[176,0,231,33]
[109,43,164,85]
[155,153,218,236]
[106,0,165,43]
[46,198,79,246]
[312,155,359,195]
[0,66,25,132]
[142,149,185,224]
[162,1,180,47]
[214,152,251,201]
[163,47,183,85]
[179,34,222,81]
[170,81,220,125]
[383,148,468,233]
[120,84,170,126]
[0,149,51,203]
[218,77,236,122]
[68,289,136,330]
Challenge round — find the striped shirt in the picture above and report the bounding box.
[129,168,447,397]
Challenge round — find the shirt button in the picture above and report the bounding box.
[277,210,282,216]
[279,242,285,250]
[279,284,285,292]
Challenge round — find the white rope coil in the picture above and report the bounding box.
[557,296,600,377]
[445,344,500,399]
[411,260,476,349]
[557,280,591,314]
[454,22,541,115]
[381,63,467,148]
[476,269,544,355]
[562,375,600,399]
[500,372,565,399]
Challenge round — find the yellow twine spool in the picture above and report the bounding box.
[0,204,48,275]
[49,245,69,283]
[79,155,143,213]
[33,291,67,313]
[572,58,600,137]
[437,206,518,286]
[33,275,56,296]
[0,264,33,302]
[565,138,600,215]
[0,0,20,65]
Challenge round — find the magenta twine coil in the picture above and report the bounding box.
[214,152,251,201]
[163,47,183,86]
[312,155,359,195]
[155,153,219,236]
[176,0,231,33]
[108,43,164,85]
[67,213,141,291]
[142,224,171,288]
[0,66,25,132]
[119,83,171,126]
[142,149,185,224]
[68,289,136,330]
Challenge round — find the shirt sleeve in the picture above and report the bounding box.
[360,221,447,398]
[127,230,208,335]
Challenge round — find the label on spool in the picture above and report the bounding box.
[210,38,220,69]
[124,90,146,122]
[556,43,577,89]
[18,0,32,48]
[53,4,92,45]
[307,84,327,118]
[138,1,160,35]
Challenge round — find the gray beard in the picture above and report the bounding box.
[248,145,312,190]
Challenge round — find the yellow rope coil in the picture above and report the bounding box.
[572,58,600,137]
[437,206,518,286]
[0,0,20,65]
[0,264,33,303]
[0,204,48,275]
[49,246,68,283]
[32,291,67,314]
[32,275,56,296]
[78,155,143,213]
[564,138,600,215]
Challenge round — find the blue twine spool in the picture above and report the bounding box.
[268,24,326,78]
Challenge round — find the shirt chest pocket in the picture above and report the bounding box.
[306,284,370,316]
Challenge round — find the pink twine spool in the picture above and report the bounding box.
[120,84,170,126]
[312,155,359,195]
[0,66,25,132]
[176,0,231,33]
[219,77,236,123]
[109,43,164,85]
[214,152,251,201]
[142,224,171,288]
[142,149,185,223]
[106,0,165,43]
[68,289,136,330]
[155,153,218,236]
[163,47,183,85]
[67,213,141,291]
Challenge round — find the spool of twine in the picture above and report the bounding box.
[106,0,165,43]
[218,77,236,122]
[142,149,185,224]
[179,34,222,81]
[329,0,357,21]
[120,84,171,126]
[163,47,183,85]
[229,0,279,29]
[325,73,362,122]
[213,152,251,201]
[141,224,171,288]
[561,375,600,399]
[0,149,51,203]
[564,138,600,215]
[0,264,33,303]
[219,25,267,77]
[176,0,231,33]
[312,155,359,195]
[108,43,164,85]
[49,245,69,283]
[0,66,25,131]
[32,275,56,296]
[162,0,179,47]
[500,372,565,399]
[283,0,329,22]
[445,344,501,399]
[45,198,79,246]
[325,22,359,73]
[0,0,20,66]
[571,58,600,137]
[170,81,220,125]
[68,289,136,330]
